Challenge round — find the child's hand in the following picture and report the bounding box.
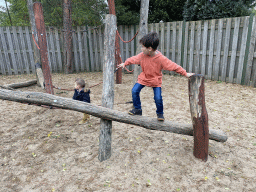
[118,63,125,69]
[186,73,194,78]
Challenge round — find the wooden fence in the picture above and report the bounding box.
[1,16,256,87]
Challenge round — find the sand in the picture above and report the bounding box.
[0,72,256,192]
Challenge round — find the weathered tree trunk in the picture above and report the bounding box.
[98,14,117,162]
[27,0,44,89]
[4,80,37,89]
[133,0,149,84]
[63,0,73,74]
[0,89,227,143]
[189,75,209,161]
[33,2,54,95]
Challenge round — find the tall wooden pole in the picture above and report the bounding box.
[133,0,149,84]
[188,74,209,161]
[63,0,73,74]
[33,2,54,94]
[99,14,117,162]
[108,0,122,84]
[27,0,44,89]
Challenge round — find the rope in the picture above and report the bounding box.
[32,33,40,50]
[116,29,139,43]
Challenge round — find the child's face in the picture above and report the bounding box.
[74,82,81,90]
[141,45,153,55]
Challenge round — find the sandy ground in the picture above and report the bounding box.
[0,72,256,192]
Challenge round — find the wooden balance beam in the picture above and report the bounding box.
[0,88,227,143]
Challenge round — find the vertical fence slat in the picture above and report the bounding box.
[245,16,256,85]
[189,21,195,73]
[93,27,99,71]
[0,36,6,74]
[207,19,215,79]
[25,26,35,73]
[49,28,57,72]
[155,23,159,36]
[201,20,208,76]
[46,30,52,72]
[166,22,171,60]
[0,27,12,75]
[125,25,129,61]
[214,19,223,80]
[12,26,24,74]
[55,27,62,72]
[229,18,240,83]
[88,26,95,71]
[160,22,165,54]
[221,18,232,82]
[149,23,154,32]
[19,27,30,74]
[171,22,177,75]
[83,26,90,72]
[195,21,201,74]
[77,26,84,72]
[130,25,135,70]
[6,27,18,74]
[99,26,104,71]
[183,22,189,71]
[72,28,79,72]
[237,17,249,84]
[177,21,183,66]
[119,26,124,62]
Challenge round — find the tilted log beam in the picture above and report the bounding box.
[0,89,228,142]
[3,80,37,89]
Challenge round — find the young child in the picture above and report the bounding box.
[73,78,90,124]
[118,32,193,121]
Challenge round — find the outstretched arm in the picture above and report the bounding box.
[118,53,143,68]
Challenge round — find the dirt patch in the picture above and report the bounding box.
[0,72,256,191]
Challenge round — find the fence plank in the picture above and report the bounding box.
[160,22,165,54]
[183,21,189,71]
[88,26,95,71]
[245,16,256,85]
[207,19,215,79]
[82,26,90,72]
[55,27,62,72]
[0,36,6,74]
[166,22,171,60]
[125,25,129,61]
[93,27,99,71]
[12,26,24,74]
[49,28,57,72]
[130,25,135,70]
[237,17,249,84]
[170,22,177,75]
[229,17,240,83]
[0,27,12,75]
[177,21,183,66]
[45,31,52,72]
[77,26,84,72]
[6,27,18,74]
[189,21,195,73]
[72,28,79,72]
[195,21,201,74]
[214,19,223,80]
[119,26,124,62]
[149,23,154,32]
[201,20,208,76]
[221,18,232,82]
[99,26,104,71]
[19,27,30,74]
[25,27,35,73]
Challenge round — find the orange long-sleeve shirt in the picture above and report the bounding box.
[124,51,187,87]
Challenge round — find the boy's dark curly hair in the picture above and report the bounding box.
[139,32,159,50]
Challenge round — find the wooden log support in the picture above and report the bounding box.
[98,14,117,162]
[133,0,149,84]
[189,74,209,161]
[27,0,44,89]
[33,2,54,94]
[0,89,227,143]
[3,80,37,89]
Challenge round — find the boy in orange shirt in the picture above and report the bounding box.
[118,32,193,121]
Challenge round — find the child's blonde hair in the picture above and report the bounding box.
[75,78,89,91]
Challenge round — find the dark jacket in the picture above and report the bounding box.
[72,89,90,103]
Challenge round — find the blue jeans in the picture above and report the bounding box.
[132,83,163,114]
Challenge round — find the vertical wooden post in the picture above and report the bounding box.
[188,74,209,161]
[27,0,44,89]
[33,2,54,94]
[108,0,122,84]
[133,0,149,84]
[63,0,73,74]
[98,14,116,162]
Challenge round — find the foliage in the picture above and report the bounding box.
[183,0,256,21]
[0,0,107,27]
[115,0,187,25]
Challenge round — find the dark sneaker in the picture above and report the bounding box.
[157,114,165,121]
[129,108,142,116]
